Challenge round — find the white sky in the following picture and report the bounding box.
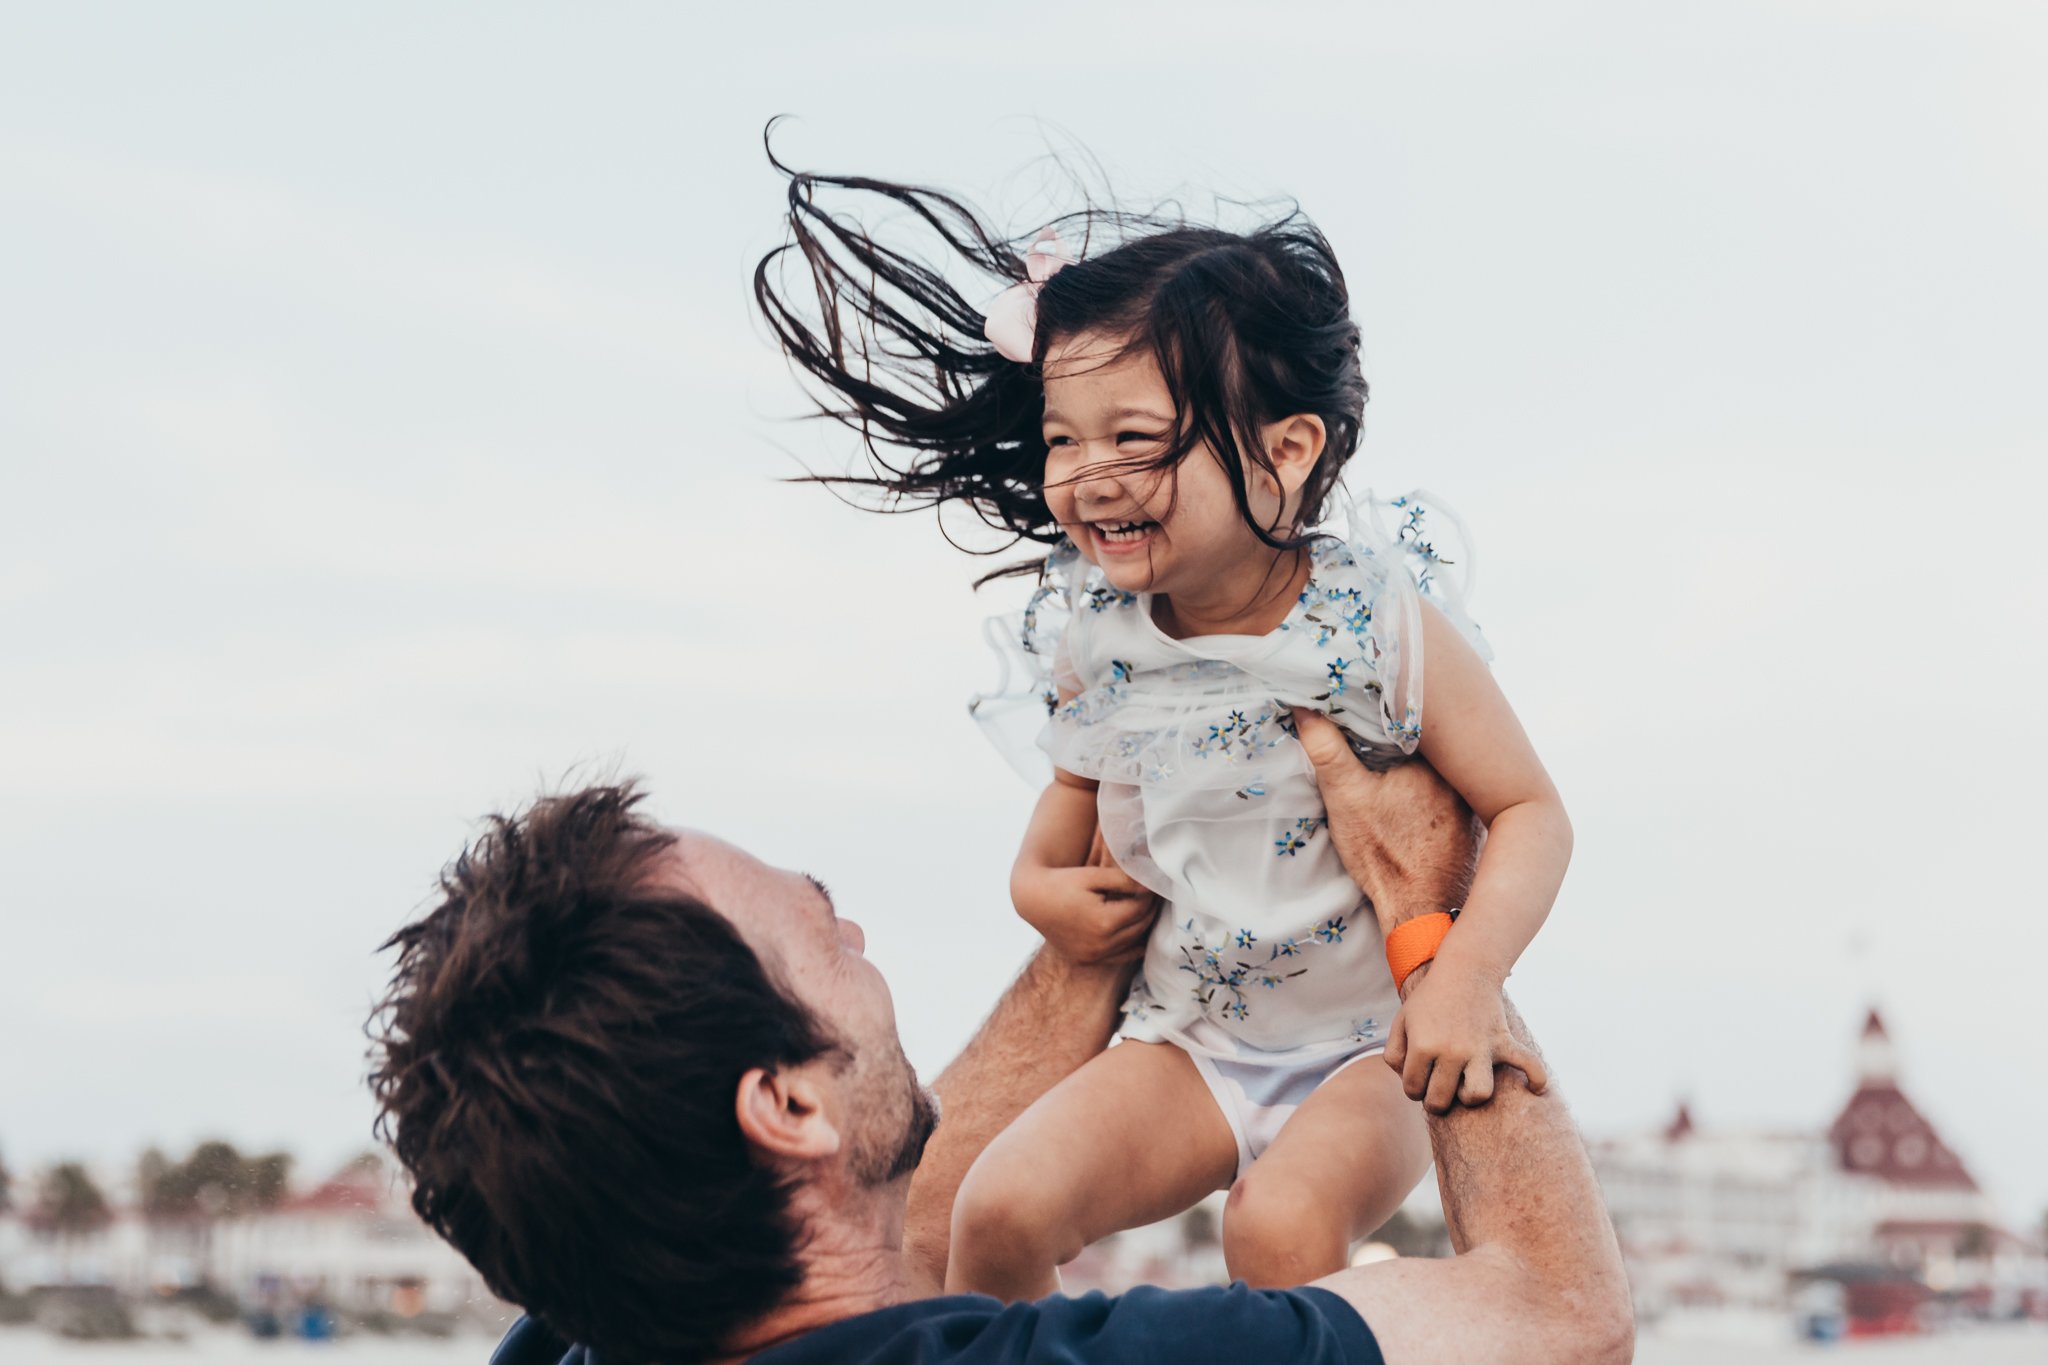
[2,2,2044,1225]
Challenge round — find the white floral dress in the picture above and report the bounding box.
[974,493,1490,1069]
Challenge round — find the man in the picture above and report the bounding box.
[368,714,1632,1364]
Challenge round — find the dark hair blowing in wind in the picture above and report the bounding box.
[753,135,1371,571]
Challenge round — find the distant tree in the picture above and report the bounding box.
[32,1163,111,1237]
[29,1163,112,1288]
[243,1152,292,1212]
[137,1148,173,1218]
[1957,1222,1994,1260]
[1178,1203,1219,1251]
[139,1141,295,1221]
[136,1141,295,1289]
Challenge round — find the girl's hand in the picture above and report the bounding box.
[1386,962,1549,1114]
[1011,835,1157,966]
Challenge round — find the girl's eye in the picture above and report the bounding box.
[1046,434,1074,447]
[1117,431,1164,445]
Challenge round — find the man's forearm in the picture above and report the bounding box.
[901,948,1131,1292]
[1417,980,1627,1325]
[1317,978,1633,1364]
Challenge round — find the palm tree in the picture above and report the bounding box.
[136,1142,295,1288]
[32,1163,111,1284]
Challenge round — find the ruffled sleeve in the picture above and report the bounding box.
[967,539,1090,784]
[1305,489,1492,763]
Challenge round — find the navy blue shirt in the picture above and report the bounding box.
[491,1284,1383,1365]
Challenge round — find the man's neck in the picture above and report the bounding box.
[712,1183,919,1363]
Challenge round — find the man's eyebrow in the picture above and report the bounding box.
[803,872,835,915]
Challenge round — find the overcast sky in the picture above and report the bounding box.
[3,2,2044,1225]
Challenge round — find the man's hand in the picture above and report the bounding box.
[1293,710,1480,932]
[1011,831,1157,967]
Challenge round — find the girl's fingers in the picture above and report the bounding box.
[1423,1056,1462,1115]
[1401,1042,1434,1103]
[1384,1014,1409,1075]
[1499,1039,1550,1094]
[1088,869,1148,899]
[1107,913,1154,946]
[1457,1057,1496,1108]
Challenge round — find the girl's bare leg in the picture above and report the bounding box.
[946,1038,1237,1301]
[1221,1052,1431,1287]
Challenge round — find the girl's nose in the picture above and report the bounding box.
[1072,448,1125,504]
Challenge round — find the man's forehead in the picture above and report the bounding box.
[649,827,751,898]
[651,829,818,937]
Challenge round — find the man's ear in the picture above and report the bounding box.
[1263,414,1327,498]
[734,1063,842,1162]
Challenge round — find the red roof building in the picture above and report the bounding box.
[1826,1011,1977,1192]
[1589,1007,2037,1320]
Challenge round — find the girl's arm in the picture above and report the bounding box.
[1017,769,1101,870]
[1395,600,1574,1112]
[1011,769,1158,967]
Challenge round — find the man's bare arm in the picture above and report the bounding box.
[1295,713,1634,1365]
[1314,979,1631,1363]
[900,948,1132,1294]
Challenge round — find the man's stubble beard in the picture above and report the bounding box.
[849,1043,942,1188]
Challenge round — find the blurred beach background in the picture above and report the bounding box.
[3,1,2045,1358]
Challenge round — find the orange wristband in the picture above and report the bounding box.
[1385,911,1457,993]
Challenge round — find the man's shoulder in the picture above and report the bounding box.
[747,1283,1383,1365]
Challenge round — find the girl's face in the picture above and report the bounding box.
[1039,332,1312,601]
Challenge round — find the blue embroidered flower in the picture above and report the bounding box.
[1390,706,1421,745]
[1326,658,1350,695]
[1315,916,1348,944]
[1234,929,1258,950]
[1276,816,1325,856]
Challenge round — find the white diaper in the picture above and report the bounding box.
[1177,1017,1385,1180]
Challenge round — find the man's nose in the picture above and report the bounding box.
[839,918,866,955]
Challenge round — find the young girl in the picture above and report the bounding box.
[756,157,1571,1297]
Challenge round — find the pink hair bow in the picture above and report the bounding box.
[984,226,1075,363]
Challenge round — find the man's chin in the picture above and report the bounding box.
[882,1084,942,1184]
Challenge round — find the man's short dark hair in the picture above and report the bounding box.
[367,783,835,1365]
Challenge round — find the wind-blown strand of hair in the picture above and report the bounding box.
[754,149,1066,556]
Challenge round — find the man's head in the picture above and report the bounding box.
[367,783,937,1364]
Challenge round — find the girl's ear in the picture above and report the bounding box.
[1264,414,1328,498]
